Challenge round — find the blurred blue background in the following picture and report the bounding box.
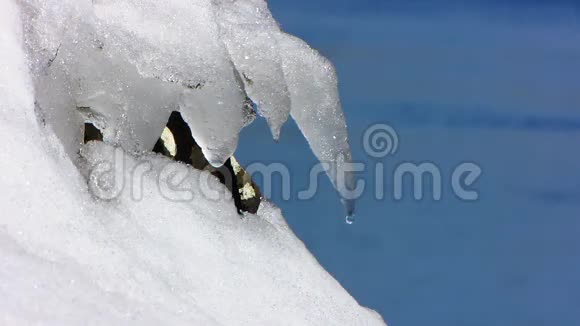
[236,1,580,325]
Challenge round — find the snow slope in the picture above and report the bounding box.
[0,134,384,325]
[0,0,384,324]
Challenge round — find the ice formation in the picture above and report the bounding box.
[0,0,385,323]
[214,0,292,140]
[16,0,356,214]
[1,2,383,321]
[278,33,357,217]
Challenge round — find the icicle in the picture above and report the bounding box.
[278,33,357,216]
[213,0,292,140]
[178,73,246,167]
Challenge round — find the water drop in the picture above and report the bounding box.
[345,215,355,225]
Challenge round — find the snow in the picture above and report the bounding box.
[0,0,383,324]
[0,0,35,127]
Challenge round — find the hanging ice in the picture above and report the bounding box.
[16,0,357,214]
[92,0,246,166]
[20,0,181,155]
[73,54,181,153]
[278,33,356,216]
[213,0,292,140]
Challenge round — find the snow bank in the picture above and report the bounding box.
[0,0,384,324]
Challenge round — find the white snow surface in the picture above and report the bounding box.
[0,0,383,324]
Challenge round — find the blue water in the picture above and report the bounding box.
[236,2,580,325]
